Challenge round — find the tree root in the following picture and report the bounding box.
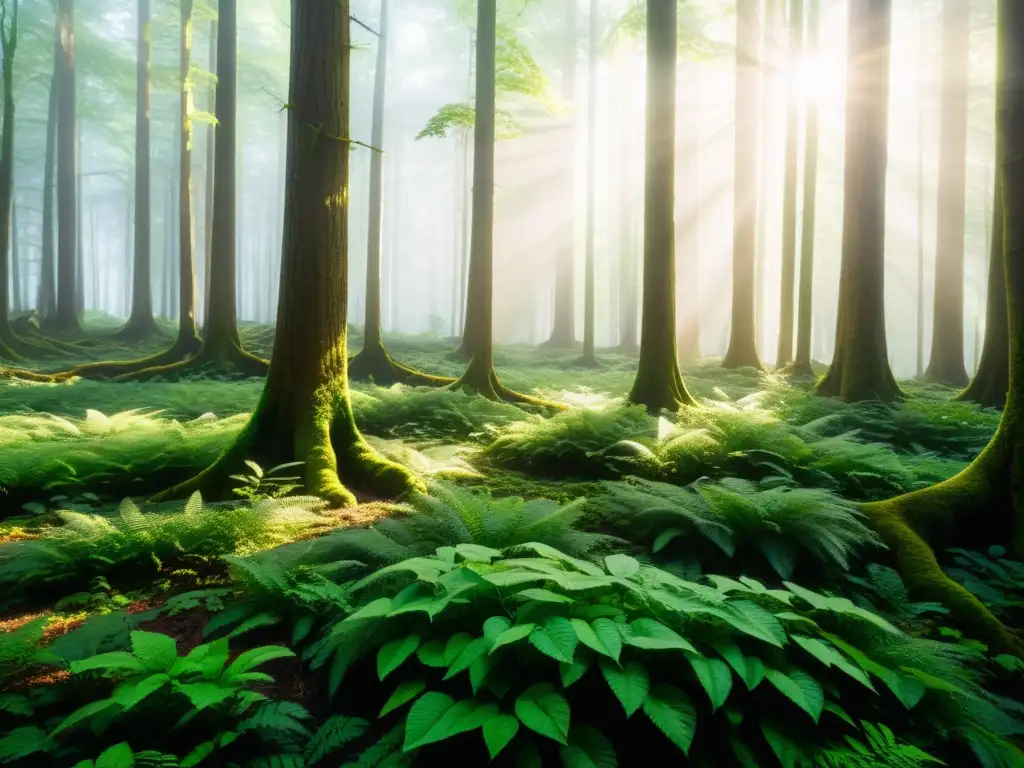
[449,357,568,411]
[151,384,424,508]
[860,442,1024,656]
[109,314,165,343]
[628,359,699,413]
[958,370,1008,410]
[349,344,455,387]
[58,335,203,381]
[780,361,816,377]
[112,339,268,382]
[571,354,601,369]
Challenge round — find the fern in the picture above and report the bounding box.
[818,722,945,767]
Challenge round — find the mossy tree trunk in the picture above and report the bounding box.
[627,0,696,413]
[775,0,802,369]
[350,0,452,388]
[0,0,20,361]
[37,66,57,324]
[202,18,215,326]
[924,0,970,387]
[50,0,81,335]
[791,0,820,376]
[860,0,1024,656]
[676,63,701,365]
[116,0,160,341]
[815,0,901,403]
[575,0,598,367]
[723,0,763,371]
[960,177,1008,408]
[545,0,577,350]
[154,0,421,507]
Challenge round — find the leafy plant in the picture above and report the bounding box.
[944,547,1024,621]
[230,461,306,502]
[818,722,945,767]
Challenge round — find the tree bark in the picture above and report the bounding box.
[924,0,971,386]
[723,0,764,370]
[755,0,779,357]
[627,0,697,412]
[349,0,452,386]
[960,171,1009,407]
[815,0,900,402]
[575,0,598,366]
[0,0,18,358]
[916,67,925,379]
[10,195,19,314]
[791,0,820,375]
[37,66,57,324]
[859,0,1024,656]
[51,0,81,334]
[545,0,577,349]
[154,0,421,506]
[202,18,216,327]
[676,64,701,366]
[775,0,802,368]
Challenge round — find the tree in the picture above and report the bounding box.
[859,0,1024,656]
[575,0,598,367]
[37,66,57,325]
[0,0,22,360]
[154,0,419,507]
[349,0,453,387]
[960,172,1008,407]
[722,0,763,371]
[775,0,802,369]
[49,0,81,335]
[924,0,970,386]
[544,0,577,350]
[815,0,900,403]
[790,0,820,376]
[626,0,696,412]
[115,0,160,341]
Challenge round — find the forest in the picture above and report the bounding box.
[0,0,1022,765]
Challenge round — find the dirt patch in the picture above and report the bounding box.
[136,605,210,656]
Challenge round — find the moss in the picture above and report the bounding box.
[349,340,455,388]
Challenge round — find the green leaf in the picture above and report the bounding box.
[688,656,733,712]
[380,681,427,717]
[416,641,448,667]
[173,681,238,711]
[70,651,144,675]
[0,726,49,762]
[570,619,618,661]
[791,635,873,690]
[111,674,170,710]
[95,742,135,768]
[51,699,117,737]
[345,597,394,622]
[764,668,823,722]
[604,554,640,578]
[727,601,787,647]
[308,715,370,763]
[444,634,475,666]
[403,693,492,751]
[455,543,503,563]
[822,701,856,727]
[560,652,593,688]
[529,617,578,664]
[515,683,571,744]
[445,638,489,680]
[712,640,764,691]
[514,588,575,604]
[181,741,215,767]
[222,645,294,683]
[378,636,422,680]
[642,684,696,755]
[470,655,492,694]
[490,624,537,653]
[483,616,513,646]
[130,632,179,672]
[600,660,649,718]
[559,723,618,768]
[621,619,696,653]
[652,528,685,553]
[761,723,802,768]
[883,670,927,709]
[483,714,520,759]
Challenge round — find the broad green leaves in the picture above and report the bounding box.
[515,683,571,744]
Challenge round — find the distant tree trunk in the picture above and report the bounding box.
[724,0,764,371]
[924,0,970,386]
[11,198,19,313]
[202,18,216,328]
[616,50,638,353]
[174,0,199,348]
[38,42,57,323]
[50,0,81,334]
[154,0,422,506]
[627,0,696,412]
[74,130,83,317]
[676,63,701,365]
[0,0,18,357]
[545,0,577,349]
[755,0,779,356]
[960,173,1008,407]
[576,0,598,366]
[916,72,925,379]
[792,0,820,375]
[349,0,452,386]
[816,0,900,402]
[775,0,803,368]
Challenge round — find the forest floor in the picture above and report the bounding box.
[1,316,1022,767]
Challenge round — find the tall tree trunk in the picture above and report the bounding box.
[11,195,19,313]
[755,0,779,356]
[0,0,17,356]
[175,0,198,349]
[792,0,820,375]
[51,0,80,333]
[916,71,925,379]
[858,0,1024,657]
[924,0,970,386]
[627,0,696,412]
[202,19,216,328]
[37,68,57,323]
[960,173,1008,407]
[545,0,577,349]
[724,0,764,370]
[816,0,900,402]
[576,0,598,366]
[74,129,83,317]
[776,0,803,368]
[617,53,638,353]
[676,63,701,365]
[154,0,421,506]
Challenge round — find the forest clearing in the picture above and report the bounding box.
[1,0,1023,766]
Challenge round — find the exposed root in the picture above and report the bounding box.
[571,354,601,369]
[628,358,699,413]
[959,369,1008,410]
[0,366,65,383]
[349,343,455,387]
[113,339,268,382]
[448,357,568,411]
[109,314,164,343]
[780,361,816,377]
[59,334,203,381]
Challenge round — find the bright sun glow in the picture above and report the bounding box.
[794,54,844,101]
